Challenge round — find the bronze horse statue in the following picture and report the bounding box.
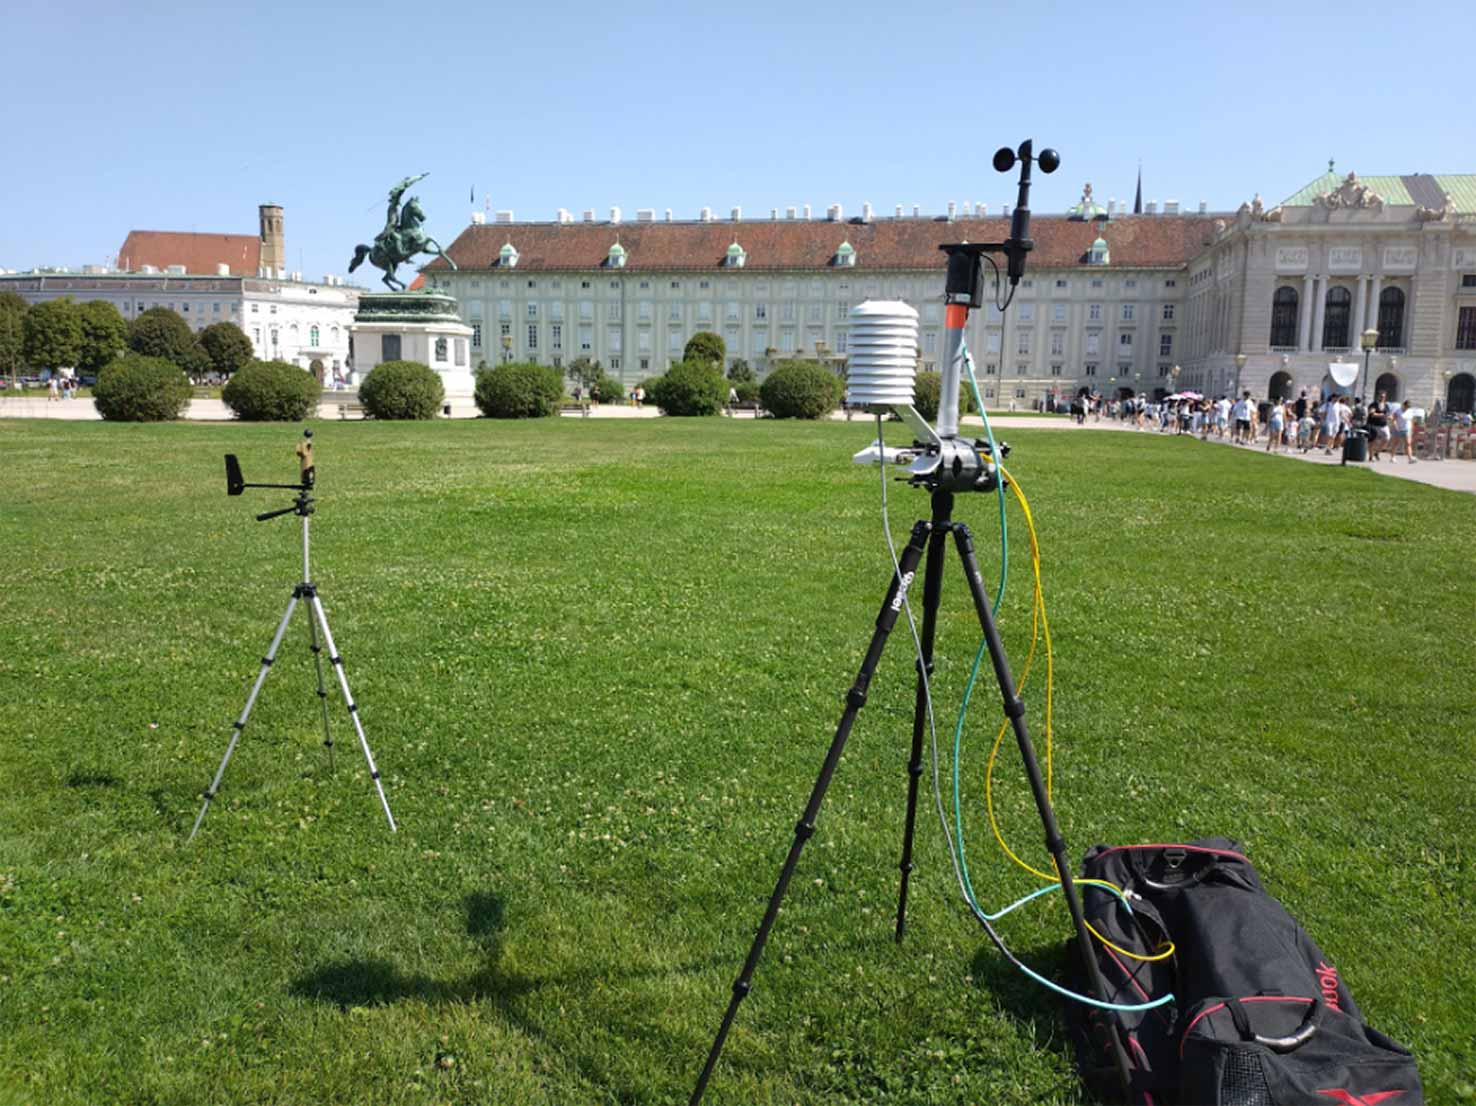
[349,173,458,291]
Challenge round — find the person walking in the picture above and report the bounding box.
[1392,399,1417,464]
[1319,394,1342,453]
[47,375,60,402]
[1366,391,1392,461]
[1231,391,1253,444]
[635,384,645,409]
[1266,399,1285,452]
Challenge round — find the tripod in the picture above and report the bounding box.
[690,483,1131,1101]
[189,471,396,842]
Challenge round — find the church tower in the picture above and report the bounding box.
[258,204,285,275]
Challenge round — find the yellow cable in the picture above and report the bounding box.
[983,468,1177,964]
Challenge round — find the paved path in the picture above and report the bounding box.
[4,398,1472,494]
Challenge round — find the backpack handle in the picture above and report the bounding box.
[1227,997,1321,1053]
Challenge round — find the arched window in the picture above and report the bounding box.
[1322,286,1352,349]
[310,324,320,347]
[1269,286,1299,347]
[1377,287,1404,349]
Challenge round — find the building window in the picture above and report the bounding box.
[1088,304,1102,321]
[500,322,511,338]
[1086,333,1100,355]
[1050,332,1064,356]
[1455,306,1476,350]
[1055,279,1068,289]
[1322,286,1352,349]
[581,280,591,289]
[640,357,650,371]
[551,324,562,349]
[1018,304,1034,322]
[1090,279,1104,289]
[1269,286,1299,347]
[610,356,620,370]
[471,323,482,348]
[269,305,277,315]
[669,303,682,322]
[697,303,712,323]
[1377,287,1405,348]
[1124,279,1137,289]
[528,303,538,318]
[500,299,512,318]
[836,303,849,319]
[1050,364,1063,376]
[1159,333,1173,356]
[754,304,767,320]
[309,325,319,346]
[699,280,710,289]
[1119,333,1133,347]
[579,325,592,352]
[782,302,796,321]
[1165,279,1177,288]
[1162,304,1175,321]
[726,301,740,321]
[638,301,652,321]
[1121,304,1135,321]
[550,302,563,320]
[579,301,593,320]
[607,303,620,320]
[525,324,537,350]
[1052,304,1067,323]
[251,303,259,314]
[1085,364,1097,376]
[924,332,937,354]
[1017,331,1032,355]
[252,327,261,343]
[835,331,848,353]
[984,363,996,375]
[986,332,1001,354]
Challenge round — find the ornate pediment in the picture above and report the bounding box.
[1314,172,1384,211]
[1415,192,1455,222]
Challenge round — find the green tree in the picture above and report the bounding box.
[474,361,564,418]
[0,291,26,386]
[198,322,255,378]
[92,354,192,421]
[683,331,725,368]
[726,358,753,384]
[128,307,202,374]
[649,360,725,416]
[759,360,841,419]
[75,300,129,375]
[22,298,82,373]
[566,356,603,391]
[359,359,445,419]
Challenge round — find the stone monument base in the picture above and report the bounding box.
[349,291,475,396]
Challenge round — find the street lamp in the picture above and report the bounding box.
[1358,327,1378,403]
[1233,352,1247,397]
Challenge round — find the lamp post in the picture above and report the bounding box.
[1233,352,1247,398]
[1358,327,1378,403]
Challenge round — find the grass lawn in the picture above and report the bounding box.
[0,417,1472,1105]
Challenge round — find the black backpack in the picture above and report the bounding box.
[1065,838,1422,1105]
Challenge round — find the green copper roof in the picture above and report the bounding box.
[726,241,744,255]
[608,242,626,255]
[837,240,854,253]
[1280,170,1476,212]
[1092,236,1108,249]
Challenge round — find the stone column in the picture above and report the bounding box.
[1367,274,1383,344]
[1310,278,1326,352]
[1351,274,1368,346]
[1299,274,1315,351]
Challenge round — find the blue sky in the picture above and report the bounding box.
[2,0,1467,282]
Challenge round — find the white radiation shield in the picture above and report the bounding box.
[1328,361,1359,389]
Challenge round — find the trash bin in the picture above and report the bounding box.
[1341,428,1369,464]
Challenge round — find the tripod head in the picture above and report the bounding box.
[224,429,317,521]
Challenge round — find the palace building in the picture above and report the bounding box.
[2,205,359,380]
[425,167,1476,413]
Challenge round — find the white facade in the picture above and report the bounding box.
[1,271,360,378]
[426,263,1186,407]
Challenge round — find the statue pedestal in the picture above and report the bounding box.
[349,291,475,397]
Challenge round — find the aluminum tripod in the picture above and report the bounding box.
[188,488,396,841]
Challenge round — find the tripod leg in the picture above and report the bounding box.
[950,523,1134,1094]
[896,489,953,943]
[308,593,397,832]
[307,606,334,772]
[189,594,299,842]
[691,522,931,1106]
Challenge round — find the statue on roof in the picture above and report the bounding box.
[1315,171,1384,211]
[349,173,458,291]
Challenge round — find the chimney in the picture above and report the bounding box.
[700,206,712,222]
[258,204,285,275]
[803,204,812,219]
[1164,199,1180,215]
[471,212,486,225]
[770,208,778,220]
[862,202,873,222]
[610,206,621,224]
[912,204,920,217]
[1146,200,1157,214]
[1198,200,1207,214]
[665,208,673,221]
[495,210,514,223]
[731,206,741,221]
[977,203,987,216]
[1002,205,1010,218]
[637,208,656,222]
[895,204,904,217]
[947,201,957,221]
[786,206,797,219]
[583,209,595,222]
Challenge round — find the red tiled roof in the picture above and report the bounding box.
[407,272,426,291]
[428,215,1218,274]
[116,230,261,275]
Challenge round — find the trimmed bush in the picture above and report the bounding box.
[912,370,978,423]
[593,373,626,404]
[759,361,840,419]
[221,359,322,421]
[683,331,725,368]
[648,361,725,416]
[359,359,445,420]
[474,361,563,418]
[93,354,192,422]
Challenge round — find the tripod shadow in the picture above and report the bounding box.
[290,891,729,1099]
[967,939,1081,1069]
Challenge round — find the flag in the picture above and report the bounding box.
[470,185,475,204]
[1134,167,1142,215]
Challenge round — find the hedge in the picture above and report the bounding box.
[358,360,445,420]
[474,361,563,418]
[92,354,192,422]
[648,361,725,416]
[759,361,840,419]
[221,360,321,421]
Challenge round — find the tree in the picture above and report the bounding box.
[566,356,603,391]
[75,300,129,375]
[199,322,255,378]
[648,360,725,416]
[22,298,82,373]
[128,307,203,376]
[474,361,564,418]
[92,354,192,421]
[0,291,26,386]
[726,358,753,384]
[760,361,841,419]
[683,331,725,368]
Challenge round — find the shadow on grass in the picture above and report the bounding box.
[967,939,1085,1076]
[290,891,724,1103]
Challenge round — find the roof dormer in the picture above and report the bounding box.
[607,241,627,268]
[1087,235,1110,266]
[725,241,747,268]
[498,242,519,268]
[834,240,856,267]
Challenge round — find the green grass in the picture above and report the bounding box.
[0,417,1472,1105]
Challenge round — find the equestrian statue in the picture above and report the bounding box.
[349,173,458,291]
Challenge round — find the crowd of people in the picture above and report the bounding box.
[1072,389,1426,463]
